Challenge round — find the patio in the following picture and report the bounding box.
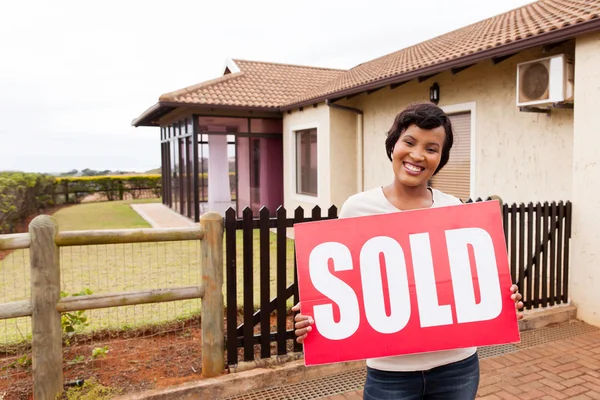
[221,319,600,399]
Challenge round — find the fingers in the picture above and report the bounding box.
[515,301,524,310]
[296,332,308,343]
[516,312,524,321]
[295,319,313,330]
[293,306,314,344]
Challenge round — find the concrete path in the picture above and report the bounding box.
[131,203,196,228]
[321,328,600,400]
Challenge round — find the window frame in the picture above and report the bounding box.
[288,123,321,204]
[295,128,318,197]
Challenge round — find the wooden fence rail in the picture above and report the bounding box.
[0,213,224,399]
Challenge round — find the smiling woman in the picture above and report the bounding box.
[292,102,524,400]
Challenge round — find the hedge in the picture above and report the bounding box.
[0,172,57,233]
[56,175,161,202]
[0,174,162,234]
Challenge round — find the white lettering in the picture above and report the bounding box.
[360,236,411,334]
[309,242,360,340]
[445,228,502,323]
[409,233,453,327]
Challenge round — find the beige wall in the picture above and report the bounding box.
[283,104,331,214]
[570,31,600,326]
[329,107,358,209]
[340,44,575,205]
[282,104,359,213]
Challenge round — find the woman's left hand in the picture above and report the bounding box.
[511,284,524,320]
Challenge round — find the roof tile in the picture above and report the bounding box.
[159,60,346,109]
[285,0,600,106]
[155,0,600,112]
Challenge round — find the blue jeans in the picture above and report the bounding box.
[363,352,480,399]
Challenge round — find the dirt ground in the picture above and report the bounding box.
[0,314,297,400]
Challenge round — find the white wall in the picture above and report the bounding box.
[570,31,600,327]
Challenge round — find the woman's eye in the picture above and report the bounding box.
[404,141,414,147]
[427,148,437,153]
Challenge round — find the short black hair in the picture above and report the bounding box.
[385,102,454,175]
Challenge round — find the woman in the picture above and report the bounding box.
[292,102,524,399]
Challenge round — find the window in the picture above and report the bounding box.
[429,111,471,200]
[296,128,318,196]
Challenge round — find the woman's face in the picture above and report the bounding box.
[391,124,446,188]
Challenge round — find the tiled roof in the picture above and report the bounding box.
[284,0,600,107]
[158,59,345,109]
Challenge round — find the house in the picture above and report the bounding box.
[132,0,600,326]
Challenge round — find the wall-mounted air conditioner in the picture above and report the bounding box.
[516,54,574,107]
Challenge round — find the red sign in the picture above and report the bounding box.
[294,201,520,366]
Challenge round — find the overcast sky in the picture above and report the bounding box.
[0,0,535,173]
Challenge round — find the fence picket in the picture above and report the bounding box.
[534,202,542,308]
[259,207,271,359]
[564,202,572,302]
[518,204,525,296]
[276,206,287,355]
[242,207,254,361]
[556,202,564,303]
[549,202,557,307]
[225,208,238,366]
[503,204,509,249]
[526,203,534,309]
[510,204,517,283]
[541,202,549,308]
[293,207,304,353]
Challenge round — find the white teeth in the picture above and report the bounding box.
[405,163,423,172]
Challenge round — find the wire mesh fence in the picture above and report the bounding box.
[0,239,205,399]
[0,247,32,396]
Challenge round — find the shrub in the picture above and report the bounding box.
[56,175,161,202]
[0,172,56,233]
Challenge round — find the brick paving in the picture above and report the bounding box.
[319,329,600,400]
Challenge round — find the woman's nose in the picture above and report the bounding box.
[410,152,425,161]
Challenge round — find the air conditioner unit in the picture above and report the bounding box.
[516,54,574,107]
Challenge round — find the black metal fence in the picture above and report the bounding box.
[224,199,572,365]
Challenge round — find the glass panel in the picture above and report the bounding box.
[236,136,250,217]
[296,129,318,196]
[187,137,193,218]
[199,140,209,203]
[171,138,179,212]
[187,117,194,134]
[250,139,261,206]
[180,138,187,217]
[198,116,248,133]
[250,118,282,134]
[228,140,236,207]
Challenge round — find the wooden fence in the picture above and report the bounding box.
[224,197,572,366]
[0,213,224,399]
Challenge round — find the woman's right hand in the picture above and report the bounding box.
[292,302,314,344]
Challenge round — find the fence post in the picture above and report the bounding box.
[29,215,63,399]
[200,212,225,377]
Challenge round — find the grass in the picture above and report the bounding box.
[53,198,161,231]
[0,199,295,345]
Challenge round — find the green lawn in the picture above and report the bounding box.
[0,200,295,345]
[53,198,161,230]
